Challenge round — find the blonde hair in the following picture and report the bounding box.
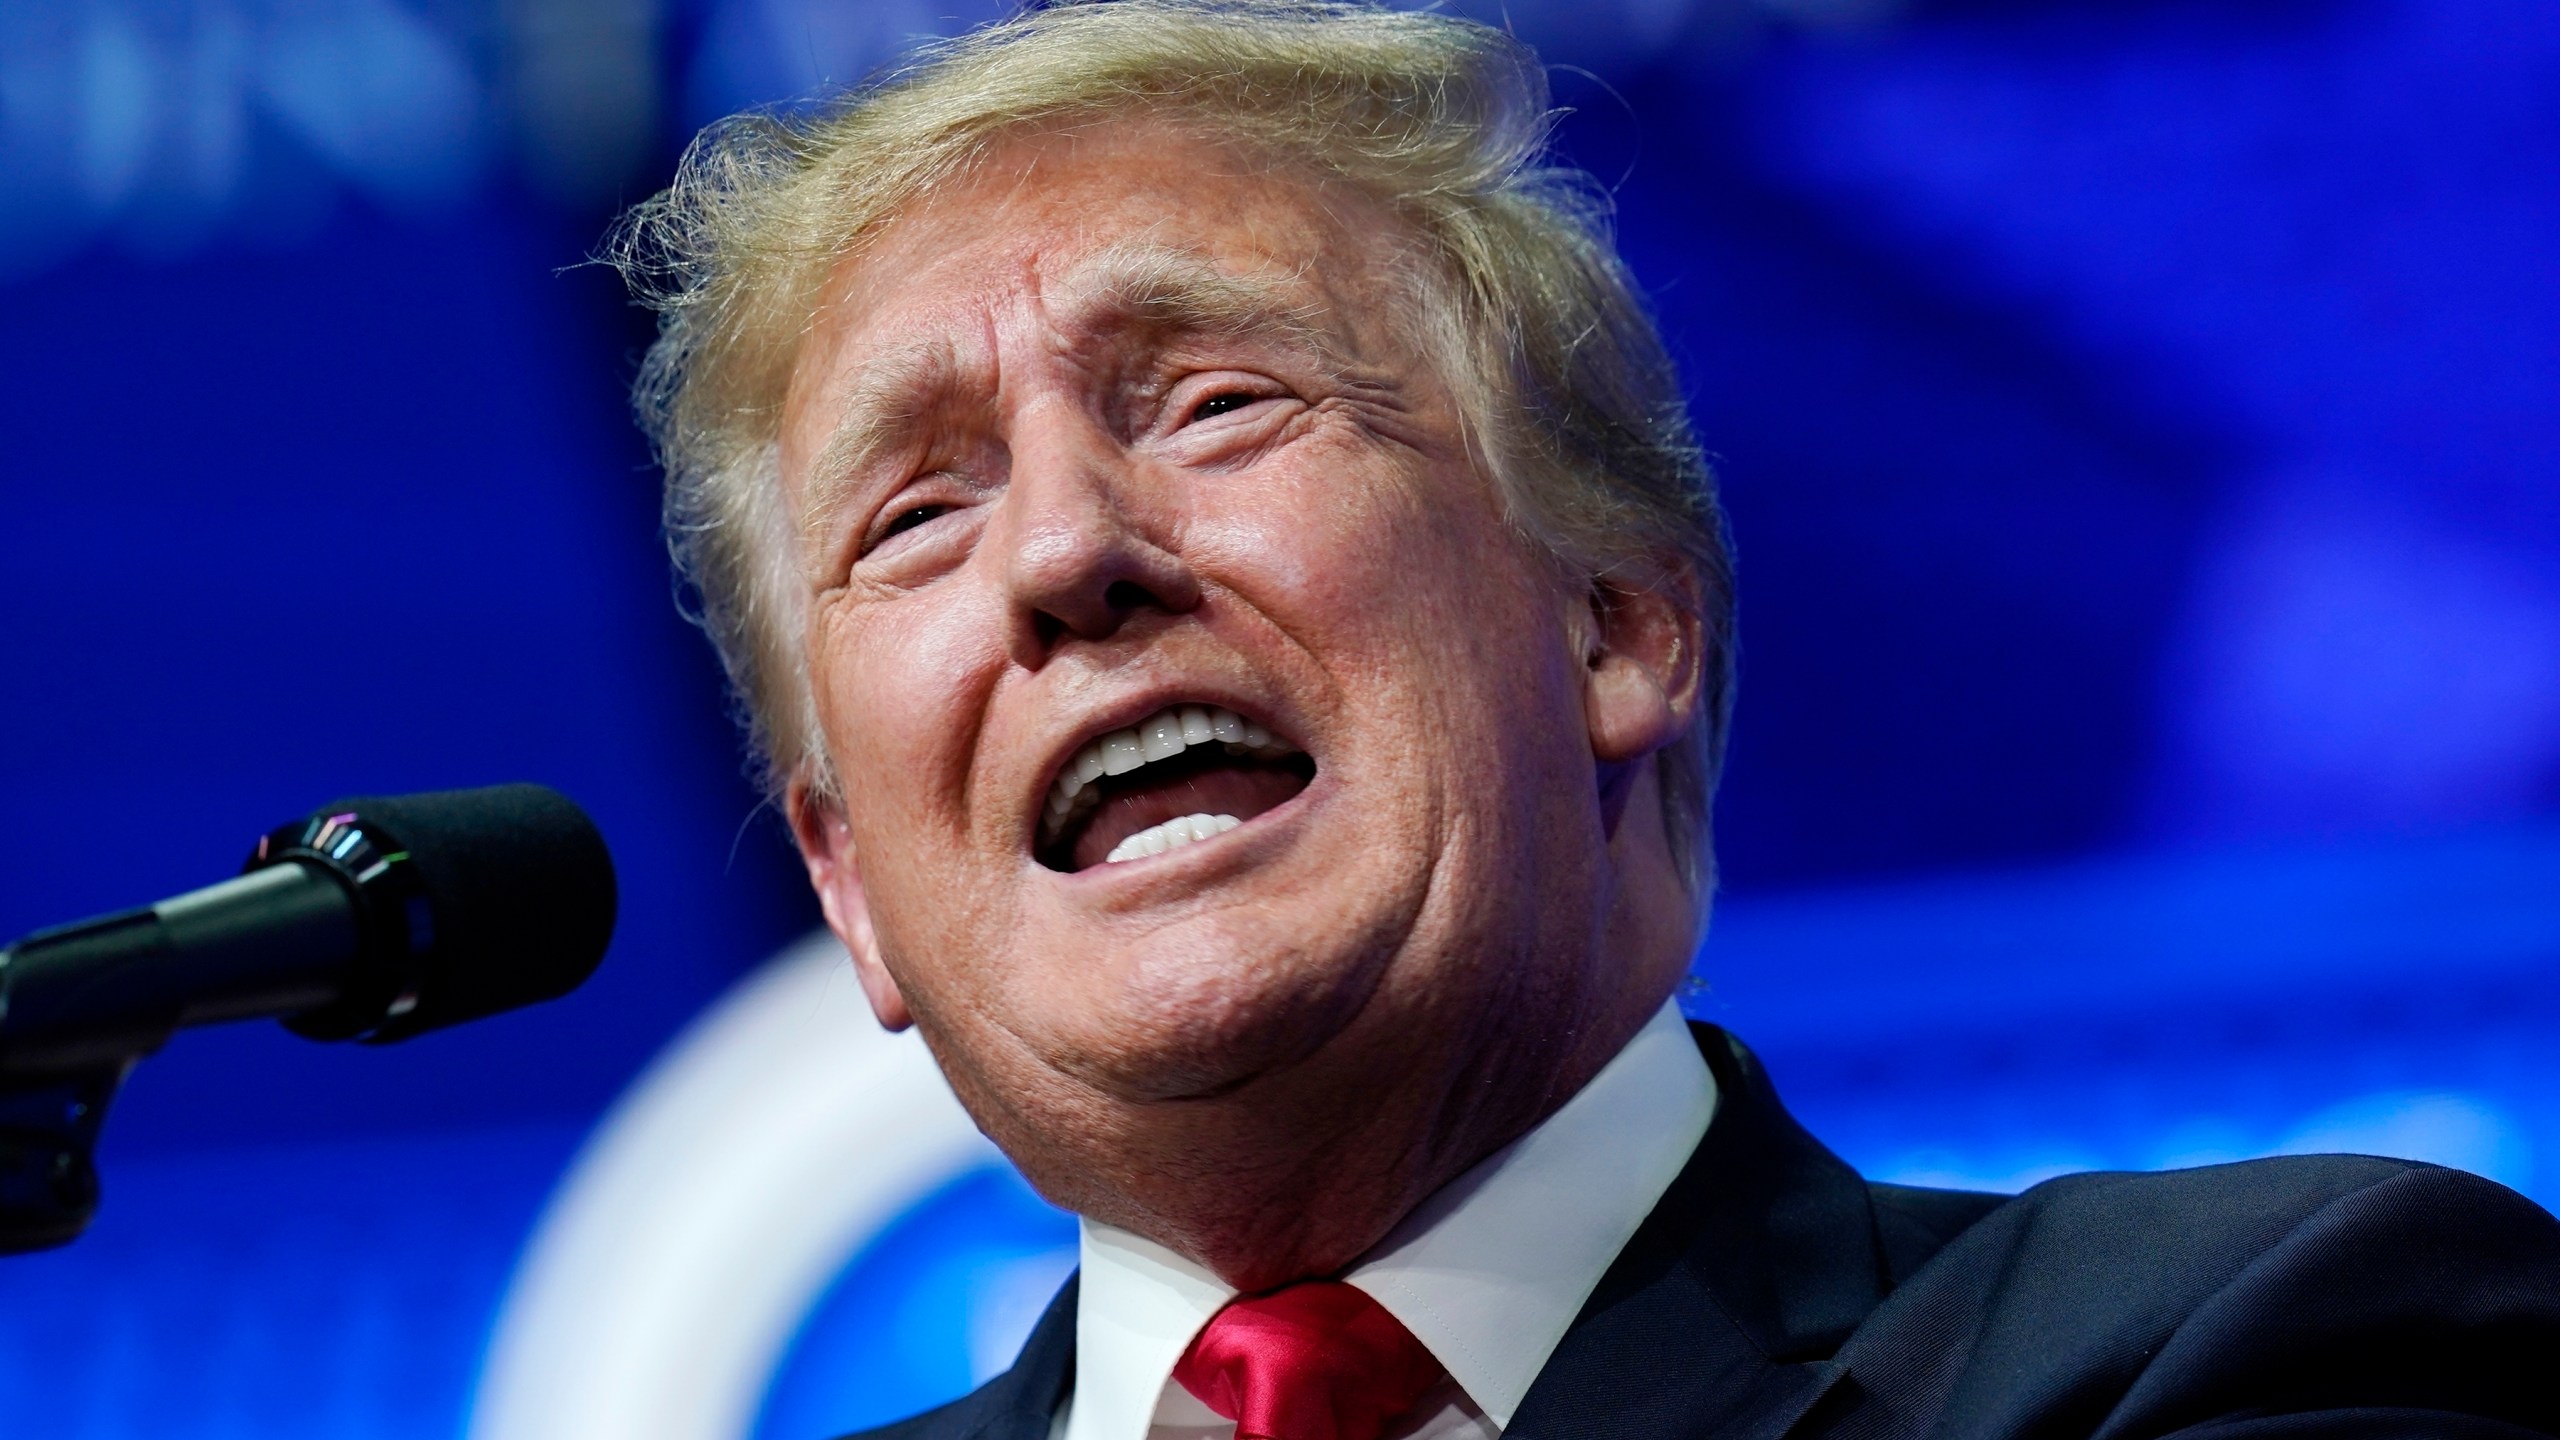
[609,0,1736,884]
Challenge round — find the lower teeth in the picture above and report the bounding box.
[1104,812,1241,864]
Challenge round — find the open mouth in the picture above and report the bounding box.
[1038,704,1315,873]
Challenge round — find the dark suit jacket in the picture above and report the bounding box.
[846,1025,2560,1439]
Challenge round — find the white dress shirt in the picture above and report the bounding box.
[1052,999,1718,1440]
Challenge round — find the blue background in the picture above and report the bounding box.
[2,0,2557,1434]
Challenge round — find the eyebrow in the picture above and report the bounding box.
[801,242,1347,531]
[1069,239,1338,356]
[803,341,962,533]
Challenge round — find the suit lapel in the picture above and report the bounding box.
[1503,1025,1884,1440]
[927,1273,1078,1440]
[976,1026,1880,1440]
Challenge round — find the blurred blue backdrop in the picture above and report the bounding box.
[0,0,2555,1435]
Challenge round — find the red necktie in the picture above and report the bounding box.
[1172,1281,1447,1440]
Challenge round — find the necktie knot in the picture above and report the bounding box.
[1173,1281,1446,1440]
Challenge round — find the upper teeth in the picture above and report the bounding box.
[1044,704,1290,839]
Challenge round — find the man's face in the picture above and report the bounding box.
[780,120,1693,1263]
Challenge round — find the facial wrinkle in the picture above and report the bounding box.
[801,338,967,557]
[1057,240,1348,374]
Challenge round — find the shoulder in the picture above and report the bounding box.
[1850,1156,2501,1312]
[1949,1153,2560,1341]
[1995,1151,2462,1241]
[1836,1156,2560,1436]
[1990,1153,2558,1290]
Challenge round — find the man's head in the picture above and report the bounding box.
[615,0,1735,1286]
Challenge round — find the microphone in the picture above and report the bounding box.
[0,784,617,1074]
[0,784,616,1251]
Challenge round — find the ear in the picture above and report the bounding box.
[1581,562,1707,770]
[787,777,914,1032]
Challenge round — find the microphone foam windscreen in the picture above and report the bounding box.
[327,784,617,1041]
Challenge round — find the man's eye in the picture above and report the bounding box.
[1190,391,1257,421]
[874,503,950,546]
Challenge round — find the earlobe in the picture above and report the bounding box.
[786,779,915,1032]
[1582,567,1707,766]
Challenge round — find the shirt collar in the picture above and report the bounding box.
[1064,1223,1233,1440]
[1062,999,1717,1440]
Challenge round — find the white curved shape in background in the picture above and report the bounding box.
[468,930,999,1440]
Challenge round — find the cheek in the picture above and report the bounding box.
[814,590,1006,834]
[1193,447,1585,807]
[1191,442,1531,646]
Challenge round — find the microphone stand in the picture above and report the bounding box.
[0,899,212,1253]
[0,808,417,1254]
[0,1055,130,1253]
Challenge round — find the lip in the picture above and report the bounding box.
[1047,761,1331,893]
[1026,687,1310,846]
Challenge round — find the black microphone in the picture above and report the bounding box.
[0,784,617,1075]
[0,784,616,1251]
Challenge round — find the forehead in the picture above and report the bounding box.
[786,120,1413,413]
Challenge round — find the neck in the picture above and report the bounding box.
[1090,956,1682,1292]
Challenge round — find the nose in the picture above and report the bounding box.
[997,400,1202,654]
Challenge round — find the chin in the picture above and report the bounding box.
[1026,892,1419,1105]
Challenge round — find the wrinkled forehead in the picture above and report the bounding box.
[824,120,1404,320]
[780,121,1431,454]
